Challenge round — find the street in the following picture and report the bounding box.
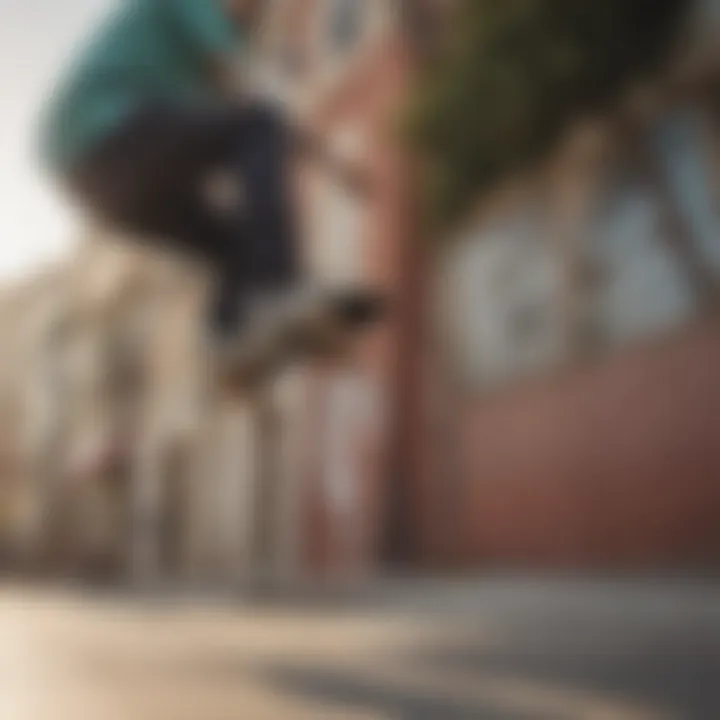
[1,579,719,719]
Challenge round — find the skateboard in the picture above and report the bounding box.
[214,287,386,392]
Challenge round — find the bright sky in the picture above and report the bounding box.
[0,0,111,281]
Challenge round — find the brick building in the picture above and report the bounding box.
[272,0,720,573]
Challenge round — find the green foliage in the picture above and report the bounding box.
[407,0,689,229]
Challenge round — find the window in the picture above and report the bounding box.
[327,0,364,53]
[308,128,366,285]
[310,176,363,284]
[105,313,147,408]
[652,112,720,274]
[588,165,698,348]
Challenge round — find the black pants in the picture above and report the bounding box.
[69,101,300,335]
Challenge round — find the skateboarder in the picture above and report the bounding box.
[39,0,381,381]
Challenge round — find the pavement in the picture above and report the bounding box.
[1,577,719,719]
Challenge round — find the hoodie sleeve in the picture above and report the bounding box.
[164,0,240,59]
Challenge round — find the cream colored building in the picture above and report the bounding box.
[0,232,309,588]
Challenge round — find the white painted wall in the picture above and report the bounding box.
[441,105,720,391]
[442,209,565,388]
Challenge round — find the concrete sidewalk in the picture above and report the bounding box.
[1,577,718,719]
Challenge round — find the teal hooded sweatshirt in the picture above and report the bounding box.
[40,0,243,173]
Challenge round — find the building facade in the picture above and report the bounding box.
[425,0,720,568]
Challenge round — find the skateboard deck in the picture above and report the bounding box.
[215,289,386,392]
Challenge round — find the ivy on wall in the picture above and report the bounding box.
[406,0,690,231]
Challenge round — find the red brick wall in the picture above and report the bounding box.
[293,25,720,574]
[446,320,720,569]
[298,33,427,574]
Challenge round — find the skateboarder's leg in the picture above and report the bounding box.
[233,104,300,292]
[133,198,251,340]
[68,103,259,337]
[229,104,385,345]
[100,101,301,297]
